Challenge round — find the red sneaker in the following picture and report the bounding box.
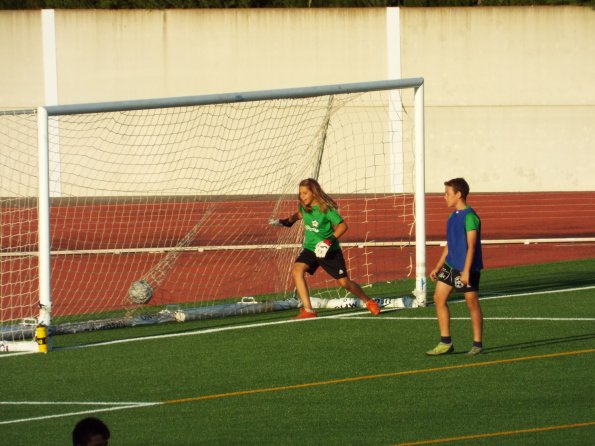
[365,300,381,316]
[294,308,317,319]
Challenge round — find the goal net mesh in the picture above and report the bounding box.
[1,86,419,337]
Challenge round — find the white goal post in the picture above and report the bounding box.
[1,78,425,350]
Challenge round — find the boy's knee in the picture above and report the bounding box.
[434,298,448,308]
[291,265,305,279]
[464,292,480,302]
[336,277,350,289]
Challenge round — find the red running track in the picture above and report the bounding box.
[1,192,594,318]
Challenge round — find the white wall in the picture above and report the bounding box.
[400,6,595,192]
[1,6,593,192]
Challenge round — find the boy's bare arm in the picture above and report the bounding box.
[430,245,448,281]
[461,230,477,284]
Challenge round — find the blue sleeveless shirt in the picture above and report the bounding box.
[445,207,483,272]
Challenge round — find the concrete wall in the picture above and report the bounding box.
[400,6,595,192]
[0,6,593,192]
[0,8,387,105]
[0,10,44,106]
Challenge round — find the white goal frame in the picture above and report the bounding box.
[34,77,426,331]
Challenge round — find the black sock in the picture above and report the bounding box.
[441,336,452,344]
[473,341,483,348]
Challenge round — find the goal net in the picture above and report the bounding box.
[0,78,425,349]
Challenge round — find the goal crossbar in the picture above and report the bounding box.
[43,78,425,116]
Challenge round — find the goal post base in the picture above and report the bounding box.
[413,292,427,308]
[173,297,300,322]
[0,321,49,353]
[311,295,419,310]
[0,340,48,354]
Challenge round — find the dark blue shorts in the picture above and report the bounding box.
[436,263,481,292]
[295,248,348,280]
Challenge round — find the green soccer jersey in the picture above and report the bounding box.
[300,204,343,252]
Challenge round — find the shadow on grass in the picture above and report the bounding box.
[480,260,595,296]
[423,261,595,306]
[482,332,595,354]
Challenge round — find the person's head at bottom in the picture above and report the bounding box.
[72,417,110,446]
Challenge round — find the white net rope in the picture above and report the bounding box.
[1,89,416,332]
[0,110,39,333]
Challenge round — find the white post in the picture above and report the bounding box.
[386,7,403,193]
[37,107,52,326]
[41,10,58,106]
[414,83,427,306]
[41,9,62,197]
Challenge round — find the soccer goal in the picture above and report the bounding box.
[0,78,425,351]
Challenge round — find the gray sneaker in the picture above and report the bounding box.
[426,342,454,356]
[466,346,483,356]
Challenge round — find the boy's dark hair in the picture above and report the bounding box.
[444,178,470,199]
[72,417,110,446]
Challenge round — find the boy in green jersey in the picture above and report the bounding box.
[270,178,380,319]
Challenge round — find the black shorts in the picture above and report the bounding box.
[436,263,480,293]
[295,248,349,280]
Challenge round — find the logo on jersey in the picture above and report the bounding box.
[305,219,320,233]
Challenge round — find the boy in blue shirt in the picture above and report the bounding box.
[427,178,484,356]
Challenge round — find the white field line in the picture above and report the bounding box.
[464,285,595,303]
[0,351,37,358]
[60,317,315,349]
[0,317,317,359]
[1,285,592,359]
[0,401,154,406]
[1,285,593,426]
[0,402,160,426]
[335,285,595,320]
